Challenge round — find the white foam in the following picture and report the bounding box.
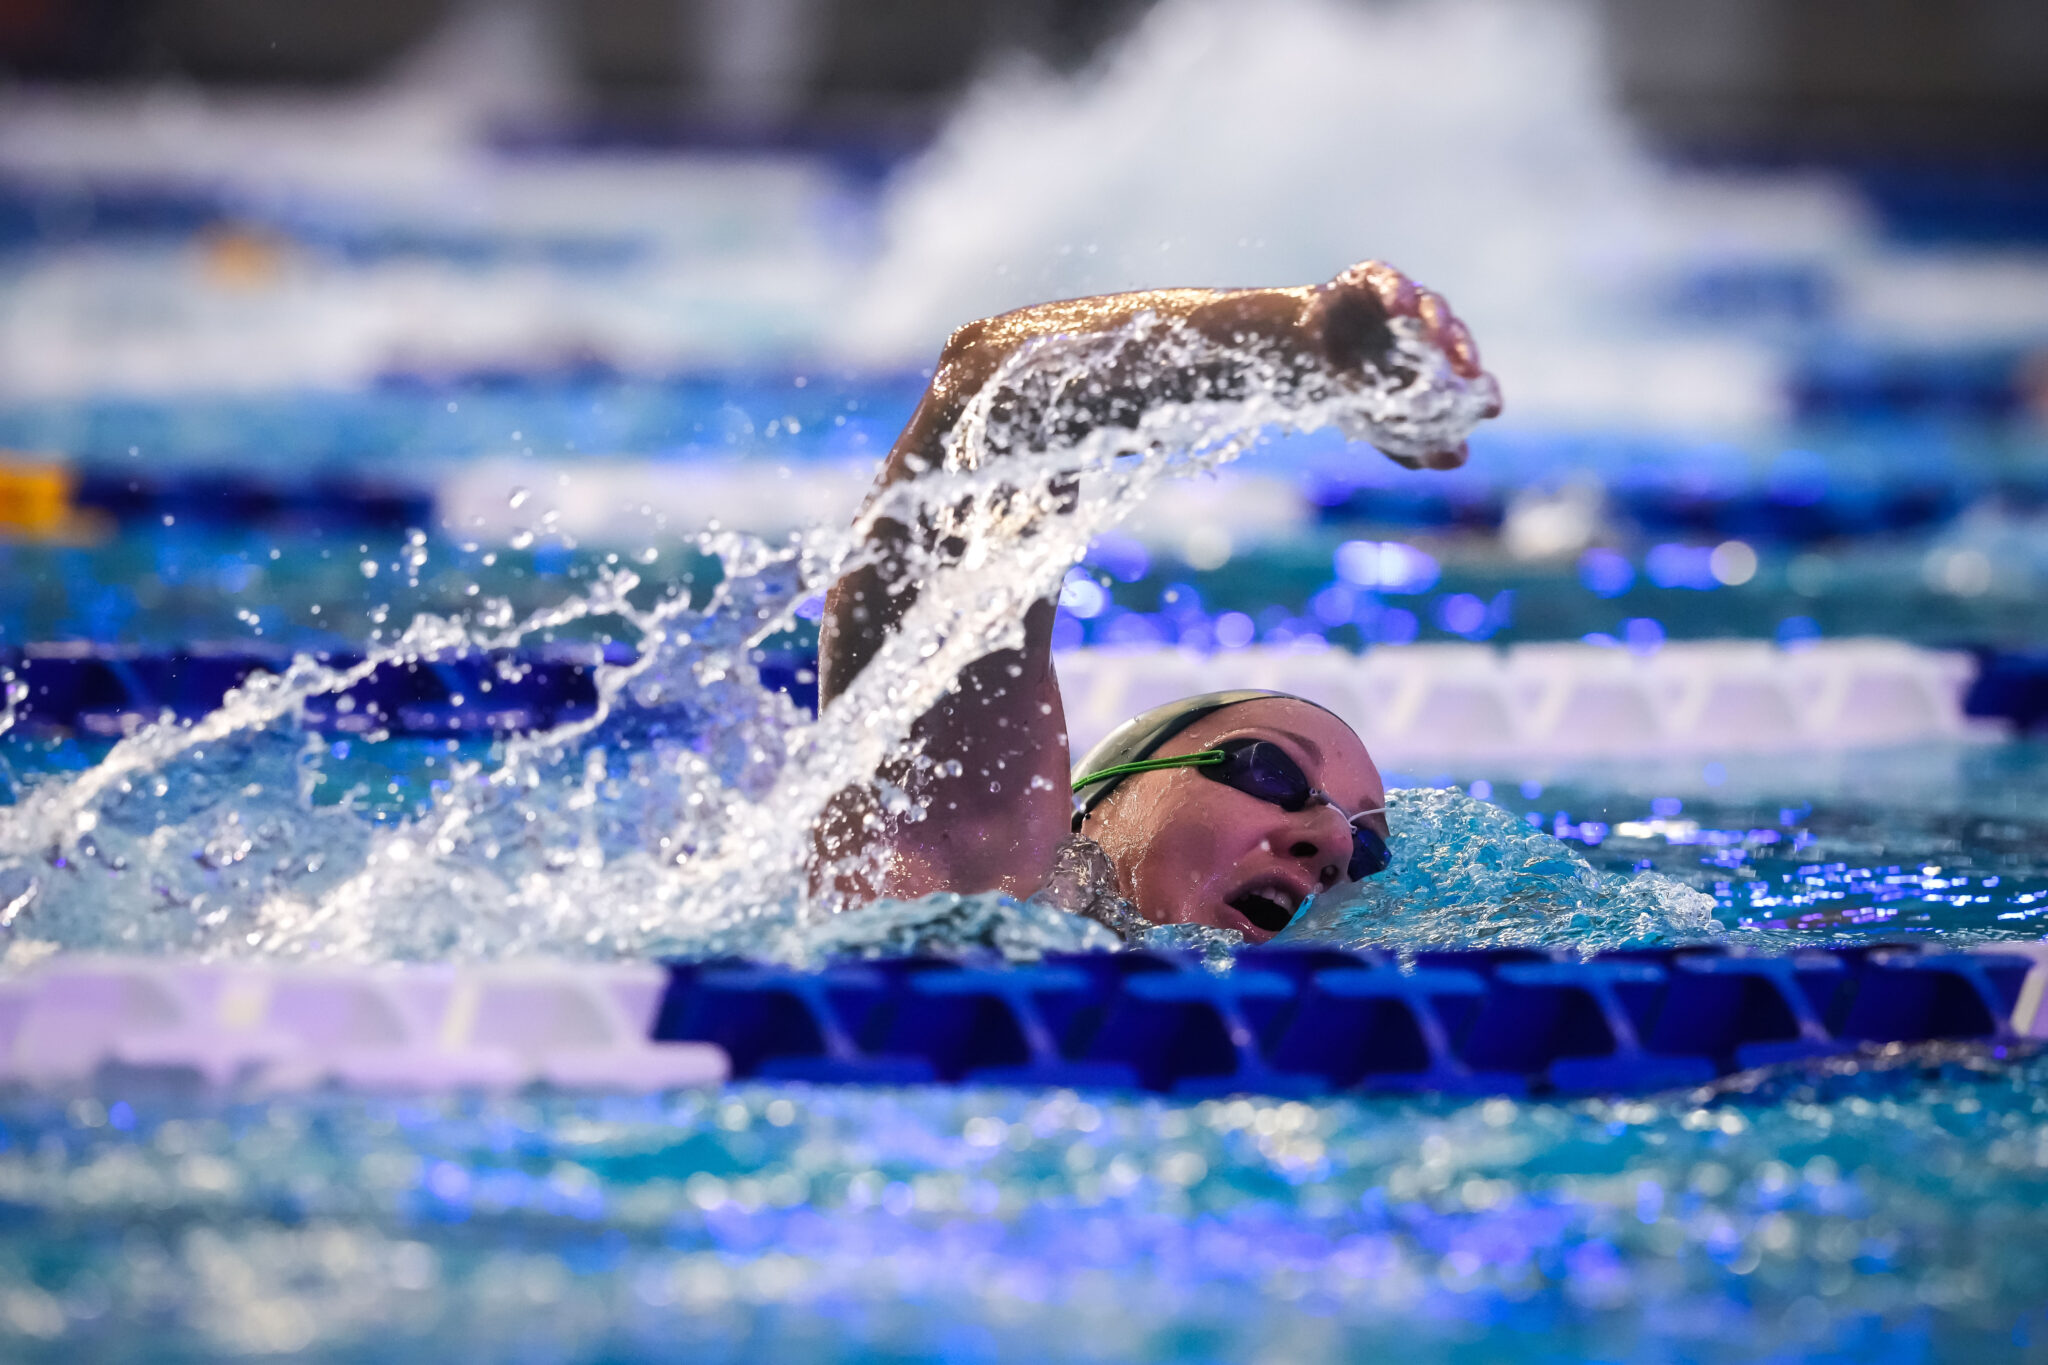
[840,0,2048,428]
[4,0,2043,405]
[0,4,856,400]
[436,455,1309,549]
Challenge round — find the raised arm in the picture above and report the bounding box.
[814,262,1498,904]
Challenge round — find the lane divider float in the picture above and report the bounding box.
[7,640,2041,752]
[0,945,2036,1097]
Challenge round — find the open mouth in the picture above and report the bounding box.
[1226,889,1297,934]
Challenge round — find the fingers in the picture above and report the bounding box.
[1373,442,1469,471]
[1335,261,1493,466]
[1441,315,1482,381]
[1340,260,1485,381]
[1335,260,1418,318]
[1416,291,1485,381]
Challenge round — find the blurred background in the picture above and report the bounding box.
[0,0,2045,683]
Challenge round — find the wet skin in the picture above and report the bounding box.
[815,260,1495,917]
[1080,698,1387,943]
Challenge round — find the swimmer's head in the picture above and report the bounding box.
[1073,691,1387,943]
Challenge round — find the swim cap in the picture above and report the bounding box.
[1069,688,1339,830]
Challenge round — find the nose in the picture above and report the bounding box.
[1284,804,1355,888]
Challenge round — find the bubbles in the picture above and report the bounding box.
[1435,593,1487,636]
[1178,525,1233,570]
[1710,539,1758,586]
[1213,612,1255,649]
[1578,547,1634,598]
[0,306,1494,967]
[1058,571,1109,620]
[1275,787,1720,953]
[1925,546,1993,597]
[1646,543,1719,590]
[1334,540,1439,593]
[1776,616,1822,649]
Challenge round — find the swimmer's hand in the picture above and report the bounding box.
[1302,260,1501,471]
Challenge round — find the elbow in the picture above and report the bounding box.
[935,321,987,380]
[942,318,986,355]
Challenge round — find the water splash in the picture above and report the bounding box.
[0,309,1535,966]
[845,0,1878,431]
[1275,787,1722,953]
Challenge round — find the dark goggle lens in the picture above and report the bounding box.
[1348,824,1392,881]
[1202,740,1313,809]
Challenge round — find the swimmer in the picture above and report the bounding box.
[817,261,1501,942]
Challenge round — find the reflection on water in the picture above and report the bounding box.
[2,1047,2044,1362]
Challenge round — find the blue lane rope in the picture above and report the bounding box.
[24,457,2046,540]
[650,945,2037,1098]
[0,644,818,736]
[5,643,2047,739]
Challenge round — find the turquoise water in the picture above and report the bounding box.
[1363,746,2048,947]
[2,740,2046,1360]
[1,1045,2044,1361]
[5,381,2046,654]
[3,383,2047,1361]
[11,518,2048,654]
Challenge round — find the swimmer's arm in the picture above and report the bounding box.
[817,263,1493,903]
[912,267,1485,471]
[825,263,1488,691]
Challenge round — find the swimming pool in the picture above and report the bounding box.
[4,613,2048,1365]
[3,360,2048,1361]
[6,10,2048,1345]
[2,996,2045,1361]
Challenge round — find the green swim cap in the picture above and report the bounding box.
[1069,688,1338,830]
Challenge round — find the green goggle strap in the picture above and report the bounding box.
[1071,748,1225,791]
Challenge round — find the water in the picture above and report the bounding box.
[1274,786,1721,953]
[4,5,2045,1351]
[2,1050,2046,1362]
[0,307,1499,967]
[850,0,2048,434]
[0,329,2043,1364]
[1287,746,2048,952]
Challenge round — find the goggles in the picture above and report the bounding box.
[1074,737,1393,883]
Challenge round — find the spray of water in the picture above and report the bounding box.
[1274,786,1718,953]
[0,308,1716,966]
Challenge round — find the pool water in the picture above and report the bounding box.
[2,718,2046,1360]
[5,376,2048,656]
[11,514,2048,656]
[2,1046,2045,1362]
[1,287,2045,1365]
[1372,745,2048,946]
[7,0,2048,1350]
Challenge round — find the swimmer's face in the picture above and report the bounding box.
[1080,698,1387,944]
